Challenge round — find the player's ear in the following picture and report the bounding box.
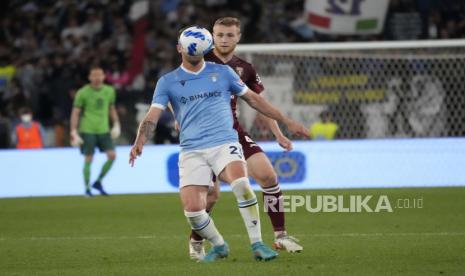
[176,44,183,53]
[237,31,242,43]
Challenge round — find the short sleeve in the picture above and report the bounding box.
[151,76,169,110]
[224,66,248,97]
[245,65,264,94]
[73,90,85,108]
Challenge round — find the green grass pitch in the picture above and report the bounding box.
[1,187,464,275]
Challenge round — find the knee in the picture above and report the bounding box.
[256,172,278,188]
[107,151,116,161]
[85,155,93,163]
[183,198,206,212]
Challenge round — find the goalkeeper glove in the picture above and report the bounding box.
[111,122,121,139]
[70,130,84,147]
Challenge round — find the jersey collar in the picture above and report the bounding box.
[180,61,206,75]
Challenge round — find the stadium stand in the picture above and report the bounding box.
[0,0,464,147]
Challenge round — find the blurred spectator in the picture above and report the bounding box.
[0,0,463,148]
[61,17,86,39]
[310,110,339,140]
[0,111,12,148]
[13,107,45,149]
[3,77,29,118]
[105,61,130,90]
[82,10,103,40]
[0,55,16,96]
[385,0,423,40]
[154,109,178,145]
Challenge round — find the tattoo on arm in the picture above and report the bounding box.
[139,120,156,140]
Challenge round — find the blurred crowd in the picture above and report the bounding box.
[0,0,464,149]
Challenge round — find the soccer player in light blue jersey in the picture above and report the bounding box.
[129,26,309,262]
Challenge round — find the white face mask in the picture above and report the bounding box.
[21,114,32,123]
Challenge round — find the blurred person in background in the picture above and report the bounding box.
[70,66,120,197]
[153,109,178,145]
[310,110,339,140]
[14,107,45,149]
[0,111,12,148]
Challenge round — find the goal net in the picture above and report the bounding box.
[235,40,465,140]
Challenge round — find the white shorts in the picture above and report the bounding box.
[178,142,245,188]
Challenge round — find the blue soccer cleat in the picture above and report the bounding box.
[92,181,109,196]
[252,241,278,261]
[200,242,229,263]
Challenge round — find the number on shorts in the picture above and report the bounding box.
[229,145,243,159]
[244,135,257,148]
[244,135,254,143]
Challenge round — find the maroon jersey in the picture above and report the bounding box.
[205,51,264,130]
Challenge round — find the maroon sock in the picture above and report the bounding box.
[190,229,203,241]
[190,208,212,241]
[262,184,285,232]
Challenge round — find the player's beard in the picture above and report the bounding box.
[187,56,203,66]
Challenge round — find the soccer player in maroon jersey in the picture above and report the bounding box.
[188,17,303,259]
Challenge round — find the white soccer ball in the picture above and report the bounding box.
[179,26,213,56]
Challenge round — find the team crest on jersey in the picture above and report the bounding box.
[209,73,218,82]
[235,67,243,76]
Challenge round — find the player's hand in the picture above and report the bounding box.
[285,120,310,138]
[277,135,293,151]
[129,143,143,167]
[70,130,84,147]
[111,122,121,139]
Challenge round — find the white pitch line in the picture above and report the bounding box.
[1,232,464,242]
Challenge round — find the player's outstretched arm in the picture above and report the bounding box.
[259,113,293,151]
[129,106,163,166]
[241,90,309,138]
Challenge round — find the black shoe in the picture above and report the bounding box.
[92,180,109,196]
[85,189,93,197]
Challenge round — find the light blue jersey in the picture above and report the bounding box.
[152,62,248,151]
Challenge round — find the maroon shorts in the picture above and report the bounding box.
[237,127,264,160]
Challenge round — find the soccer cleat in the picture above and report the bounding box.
[92,181,109,196]
[85,189,93,197]
[251,241,278,261]
[200,242,229,263]
[189,239,205,260]
[273,234,303,253]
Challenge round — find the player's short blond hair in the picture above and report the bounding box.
[214,17,241,29]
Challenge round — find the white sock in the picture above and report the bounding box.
[230,177,262,244]
[274,230,287,238]
[184,210,224,246]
